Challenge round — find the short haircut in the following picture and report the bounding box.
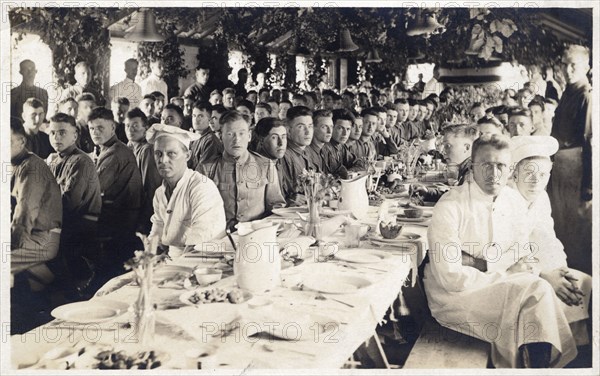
[509,107,532,118]
[286,106,313,122]
[23,97,44,110]
[342,90,355,99]
[170,96,183,104]
[50,112,77,129]
[313,109,332,123]
[143,94,156,101]
[220,109,251,128]
[563,44,590,63]
[114,97,130,106]
[361,107,379,118]
[222,87,235,96]
[247,90,257,96]
[372,106,387,114]
[442,124,480,140]
[332,108,356,123]
[193,101,212,113]
[59,97,77,106]
[196,62,210,71]
[292,93,306,104]
[256,102,272,113]
[407,98,417,107]
[255,117,285,138]
[394,98,408,105]
[322,89,336,98]
[150,91,165,99]
[19,59,34,71]
[477,116,504,128]
[11,116,27,138]
[77,92,96,103]
[210,89,222,97]
[527,99,545,112]
[163,103,184,120]
[384,103,397,111]
[304,91,318,104]
[236,99,255,113]
[259,88,270,96]
[212,104,227,115]
[125,58,138,66]
[74,61,90,72]
[88,107,114,123]
[126,108,148,126]
[471,134,511,162]
[279,100,292,106]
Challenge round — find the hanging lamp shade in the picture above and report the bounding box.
[337,28,359,52]
[406,9,427,37]
[365,48,382,63]
[125,9,164,42]
[421,14,445,35]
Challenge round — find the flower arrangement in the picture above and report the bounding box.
[123,233,170,347]
[396,139,423,178]
[297,170,338,242]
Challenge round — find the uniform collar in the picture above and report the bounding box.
[223,149,250,165]
[58,144,77,158]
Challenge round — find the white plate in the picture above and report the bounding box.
[302,274,372,294]
[396,214,431,223]
[51,300,129,324]
[272,207,308,217]
[153,265,193,282]
[334,249,391,264]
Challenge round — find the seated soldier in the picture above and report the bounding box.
[47,113,101,286]
[125,108,162,235]
[411,124,479,202]
[161,103,184,128]
[198,111,285,230]
[10,117,62,291]
[21,98,54,159]
[188,101,223,170]
[424,134,578,368]
[75,92,96,153]
[478,116,507,137]
[510,136,590,323]
[321,109,359,178]
[280,106,316,202]
[255,117,287,189]
[305,109,334,172]
[89,107,143,265]
[110,97,130,143]
[150,91,166,125]
[508,107,535,137]
[147,124,226,257]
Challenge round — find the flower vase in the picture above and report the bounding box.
[133,264,156,347]
[304,199,323,243]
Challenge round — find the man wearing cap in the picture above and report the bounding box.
[148,123,226,257]
[549,44,592,276]
[89,107,143,265]
[511,135,591,348]
[198,111,285,230]
[424,134,577,368]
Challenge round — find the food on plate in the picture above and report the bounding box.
[379,222,403,239]
[187,288,250,305]
[95,350,164,369]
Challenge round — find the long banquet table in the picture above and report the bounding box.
[11,178,439,370]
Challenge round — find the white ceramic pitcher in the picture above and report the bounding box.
[338,173,369,219]
[234,221,281,293]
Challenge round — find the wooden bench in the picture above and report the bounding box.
[404,317,491,368]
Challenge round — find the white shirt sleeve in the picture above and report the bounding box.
[530,192,568,272]
[427,198,506,292]
[149,187,165,242]
[186,177,226,245]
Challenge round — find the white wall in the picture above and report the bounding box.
[109,38,139,86]
[10,33,55,106]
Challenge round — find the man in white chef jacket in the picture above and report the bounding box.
[510,135,590,345]
[146,123,226,257]
[424,134,577,368]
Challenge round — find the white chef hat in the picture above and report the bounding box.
[510,135,559,168]
[146,123,200,149]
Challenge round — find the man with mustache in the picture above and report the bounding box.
[197,111,284,230]
[424,134,577,368]
[147,124,226,258]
